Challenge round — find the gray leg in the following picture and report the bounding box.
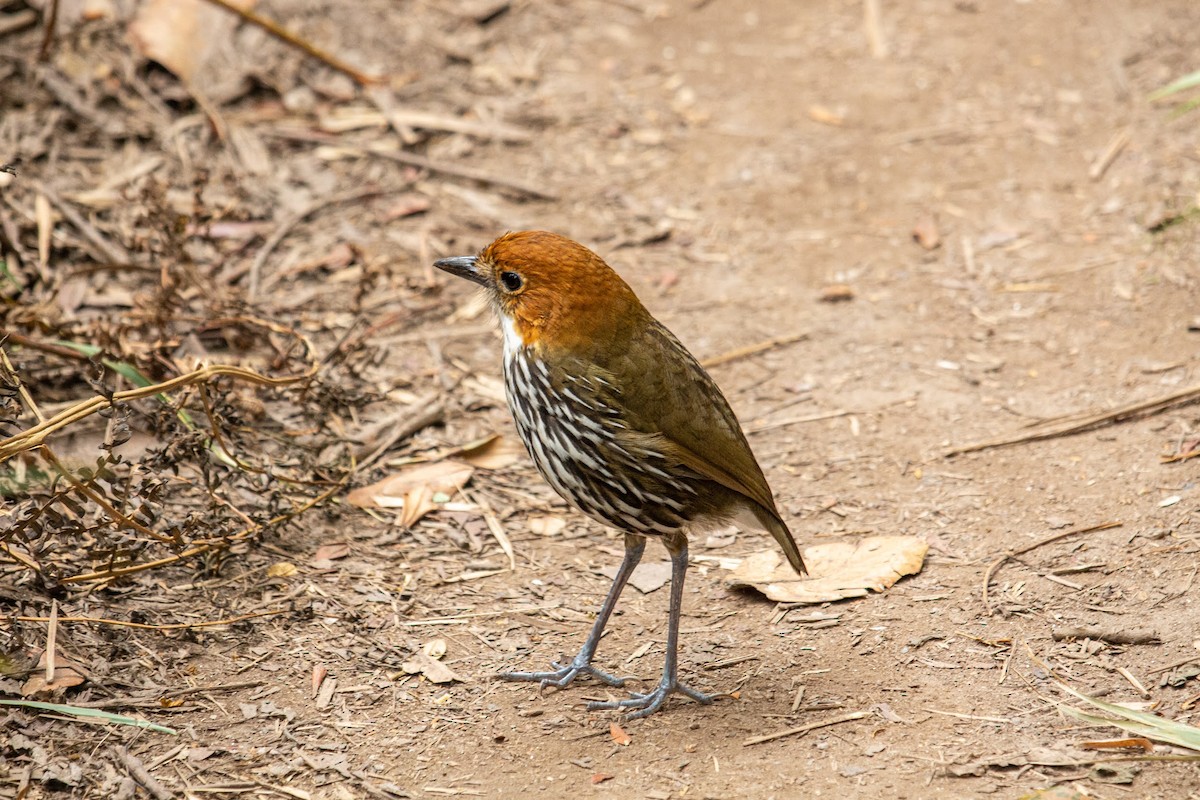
[587,532,715,719]
[500,534,646,690]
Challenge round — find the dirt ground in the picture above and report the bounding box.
[2,0,1200,798]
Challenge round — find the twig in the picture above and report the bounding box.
[265,128,558,200]
[863,0,887,59]
[701,654,760,671]
[37,0,59,61]
[700,331,809,369]
[1,361,315,463]
[41,448,176,542]
[15,609,289,631]
[1116,666,1151,698]
[475,495,516,571]
[116,747,174,800]
[34,181,134,265]
[362,89,533,143]
[248,185,397,300]
[924,708,1011,724]
[743,710,868,747]
[1,346,46,424]
[1162,447,1200,464]
[981,521,1122,614]
[1089,129,1131,181]
[160,680,264,698]
[60,473,347,584]
[745,409,850,434]
[354,397,445,469]
[945,384,1200,457]
[199,0,381,86]
[0,10,37,37]
[45,600,57,684]
[401,604,560,626]
[1051,627,1160,646]
[75,682,266,709]
[1148,655,1200,676]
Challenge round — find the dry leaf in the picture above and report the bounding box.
[601,560,672,594]
[529,516,567,536]
[383,193,432,220]
[313,542,350,562]
[819,284,855,303]
[462,374,507,404]
[267,562,297,578]
[401,653,464,684]
[129,0,255,88]
[453,434,526,470]
[912,216,941,250]
[346,461,474,527]
[422,639,447,659]
[21,651,86,696]
[312,665,328,697]
[315,676,336,709]
[591,774,615,785]
[1080,737,1154,752]
[727,536,928,603]
[807,104,846,126]
[609,722,631,746]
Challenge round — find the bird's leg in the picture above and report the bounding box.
[587,532,715,719]
[500,534,645,690]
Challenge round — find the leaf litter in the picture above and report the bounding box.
[727,536,929,603]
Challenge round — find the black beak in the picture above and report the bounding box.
[434,255,489,287]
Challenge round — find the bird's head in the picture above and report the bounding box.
[435,231,647,355]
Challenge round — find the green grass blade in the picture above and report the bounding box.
[1168,96,1200,119]
[0,699,177,734]
[0,259,23,292]
[1056,682,1200,752]
[1149,69,1200,101]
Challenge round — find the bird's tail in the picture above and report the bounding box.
[754,505,807,576]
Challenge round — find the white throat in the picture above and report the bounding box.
[500,315,524,360]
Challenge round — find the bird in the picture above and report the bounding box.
[435,231,806,718]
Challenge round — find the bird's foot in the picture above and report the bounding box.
[587,678,715,720]
[500,655,628,691]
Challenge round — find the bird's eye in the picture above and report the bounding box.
[499,271,523,292]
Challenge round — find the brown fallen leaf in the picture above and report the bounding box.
[346,460,474,527]
[1080,737,1154,752]
[401,652,465,684]
[313,542,350,562]
[600,560,672,594]
[529,515,567,536]
[819,283,855,303]
[129,0,256,97]
[452,434,526,470]
[312,665,328,697]
[727,536,928,603]
[609,722,631,746]
[421,639,447,659]
[21,650,87,696]
[912,216,941,250]
[383,193,432,220]
[591,773,615,785]
[807,104,846,126]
